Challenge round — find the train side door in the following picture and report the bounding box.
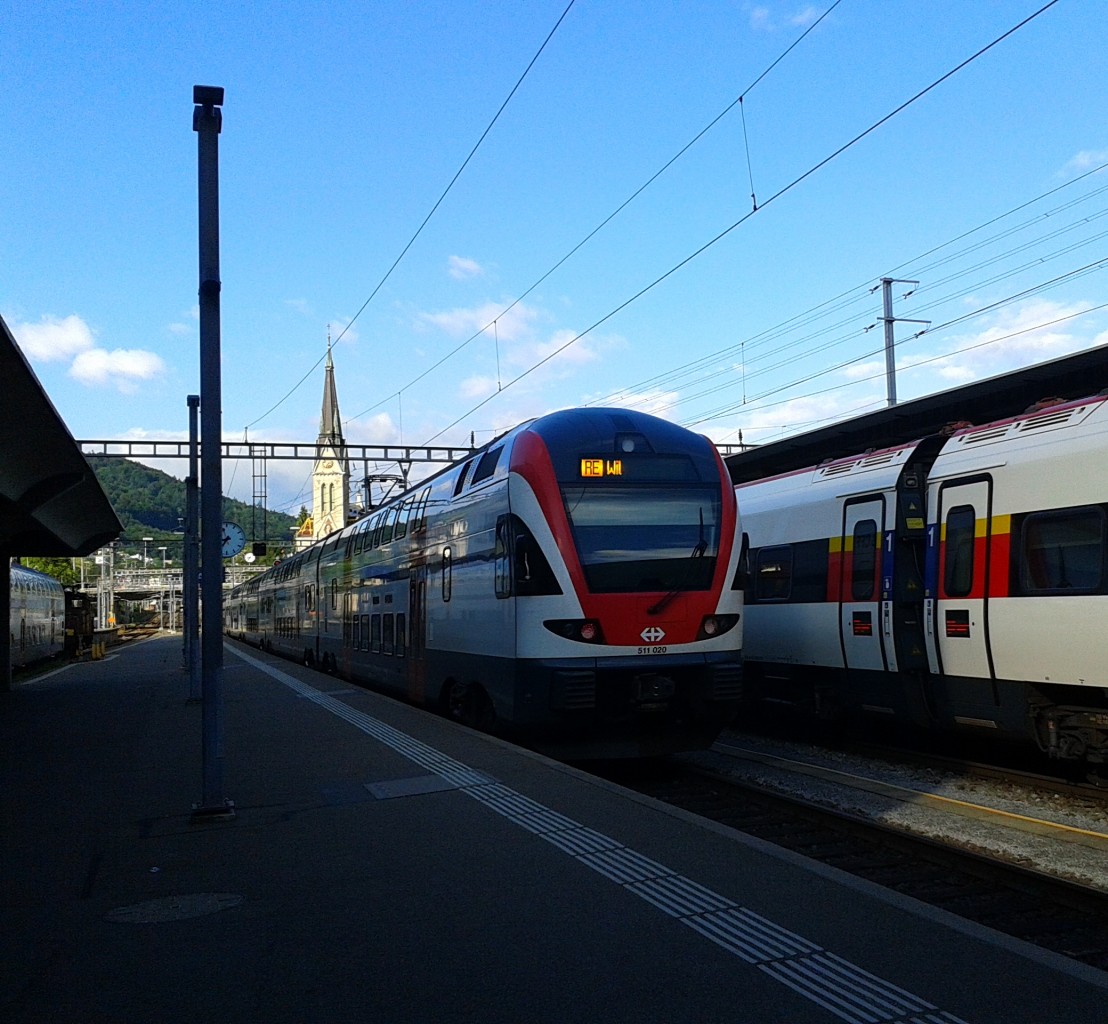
[838,498,887,673]
[930,478,995,686]
[407,562,428,703]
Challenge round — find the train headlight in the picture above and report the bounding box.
[543,619,606,644]
[696,614,739,641]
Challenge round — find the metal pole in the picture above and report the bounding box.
[0,554,11,693]
[193,85,233,820]
[881,278,898,408]
[184,394,200,699]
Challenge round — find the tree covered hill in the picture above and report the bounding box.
[87,456,297,559]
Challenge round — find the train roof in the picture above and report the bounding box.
[1,313,122,555]
[726,345,1108,485]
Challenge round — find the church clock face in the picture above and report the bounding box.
[323,460,334,469]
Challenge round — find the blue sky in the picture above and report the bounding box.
[5,0,1107,514]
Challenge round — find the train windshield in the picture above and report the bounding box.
[560,484,722,593]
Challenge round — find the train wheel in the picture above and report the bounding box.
[445,680,496,732]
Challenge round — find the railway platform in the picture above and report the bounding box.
[2,635,1106,1023]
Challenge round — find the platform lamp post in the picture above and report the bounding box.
[192,83,234,821]
[143,536,153,568]
[158,547,168,629]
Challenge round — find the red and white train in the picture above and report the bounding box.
[736,393,1108,770]
[227,407,746,755]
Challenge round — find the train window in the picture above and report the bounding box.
[494,516,512,599]
[1018,507,1105,593]
[851,520,878,601]
[352,614,361,649]
[412,487,432,533]
[944,506,976,598]
[378,507,396,545]
[470,446,503,485]
[396,613,406,657]
[560,484,721,593]
[453,462,473,497]
[383,613,394,655]
[395,498,410,540]
[442,546,453,602]
[330,578,338,610]
[371,614,382,652]
[755,546,793,601]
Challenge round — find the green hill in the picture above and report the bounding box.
[87,456,298,565]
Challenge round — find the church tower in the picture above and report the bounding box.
[310,339,350,542]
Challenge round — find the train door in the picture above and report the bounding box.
[929,477,995,687]
[407,562,428,703]
[838,498,887,673]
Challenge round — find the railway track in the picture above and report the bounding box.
[590,745,1108,972]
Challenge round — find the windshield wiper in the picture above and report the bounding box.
[647,509,707,616]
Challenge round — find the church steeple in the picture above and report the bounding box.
[303,331,350,546]
[318,333,343,446]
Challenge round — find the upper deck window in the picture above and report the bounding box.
[470,446,503,485]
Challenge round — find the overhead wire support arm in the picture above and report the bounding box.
[874,278,930,407]
[77,439,479,463]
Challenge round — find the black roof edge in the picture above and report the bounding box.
[1,313,123,556]
[726,345,1108,485]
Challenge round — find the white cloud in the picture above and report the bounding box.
[899,298,1096,389]
[285,298,312,316]
[529,327,597,370]
[1059,149,1108,178]
[69,348,166,393]
[459,374,499,400]
[417,300,538,341]
[329,317,360,345]
[748,5,772,32]
[12,313,95,362]
[448,256,484,281]
[789,6,821,28]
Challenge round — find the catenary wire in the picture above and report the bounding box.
[243,0,577,432]
[419,0,1062,445]
[344,0,844,426]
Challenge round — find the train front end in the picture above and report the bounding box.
[507,408,744,754]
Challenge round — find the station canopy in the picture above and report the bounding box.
[1,313,122,556]
[726,344,1108,485]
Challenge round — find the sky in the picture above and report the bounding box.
[5,0,1108,516]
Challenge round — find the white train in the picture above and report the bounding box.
[227,408,746,755]
[736,393,1108,770]
[10,563,65,669]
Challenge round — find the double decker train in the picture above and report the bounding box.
[226,407,746,755]
[736,392,1108,773]
[9,562,66,669]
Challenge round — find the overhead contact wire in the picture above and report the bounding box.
[424,1,1061,444]
[247,0,577,431]
[348,0,842,425]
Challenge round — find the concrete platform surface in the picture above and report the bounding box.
[2,635,1106,1023]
